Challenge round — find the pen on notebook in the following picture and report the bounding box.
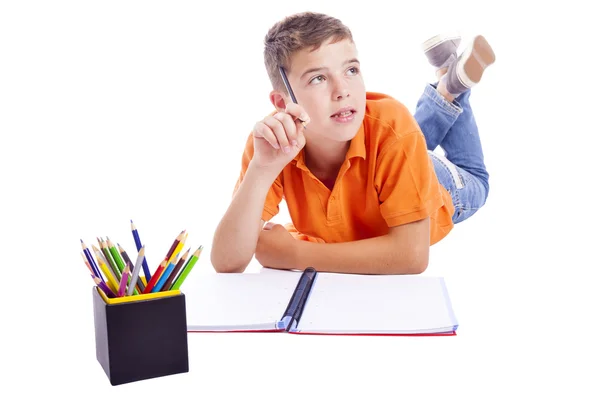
[130,220,152,283]
[278,66,307,128]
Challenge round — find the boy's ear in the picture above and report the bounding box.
[269,90,288,112]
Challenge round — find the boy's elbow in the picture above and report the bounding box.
[211,253,249,273]
[410,246,429,274]
[410,255,429,274]
[393,246,429,275]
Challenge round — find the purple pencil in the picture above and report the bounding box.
[118,265,130,297]
[93,276,116,298]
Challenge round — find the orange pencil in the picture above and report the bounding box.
[81,252,95,275]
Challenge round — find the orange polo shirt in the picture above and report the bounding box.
[233,92,455,245]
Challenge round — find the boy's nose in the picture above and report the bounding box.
[332,84,350,100]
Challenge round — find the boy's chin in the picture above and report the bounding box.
[333,121,362,141]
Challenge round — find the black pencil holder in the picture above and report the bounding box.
[92,286,189,385]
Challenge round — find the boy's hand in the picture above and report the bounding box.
[255,222,301,271]
[251,103,309,173]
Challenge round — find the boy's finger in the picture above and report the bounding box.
[273,112,298,145]
[264,118,291,151]
[254,122,280,149]
[284,103,310,123]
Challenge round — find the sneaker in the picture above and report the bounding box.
[422,32,462,70]
[442,35,496,96]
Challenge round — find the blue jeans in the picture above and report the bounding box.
[414,84,489,224]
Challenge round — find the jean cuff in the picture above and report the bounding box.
[424,83,463,118]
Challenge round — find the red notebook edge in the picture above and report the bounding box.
[186,329,456,336]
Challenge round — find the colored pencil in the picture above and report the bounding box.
[81,239,102,279]
[150,231,186,285]
[96,253,120,294]
[99,238,121,281]
[161,248,191,291]
[117,243,143,294]
[81,252,95,275]
[143,259,167,294]
[107,237,126,274]
[94,276,116,298]
[168,232,187,265]
[118,265,130,297]
[127,246,146,296]
[164,231,185,264]
[171,245,203,290]
[130,220,151,282]
[92,244,109,271]
[153,248,189,292]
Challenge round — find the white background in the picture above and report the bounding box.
[1,0,599,398]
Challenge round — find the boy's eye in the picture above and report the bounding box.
[347,66,359,75]
[309,75,325,85]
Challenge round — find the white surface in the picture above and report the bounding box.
[183,271,299,331]
[2,0,599,398]
[296,274,457,334]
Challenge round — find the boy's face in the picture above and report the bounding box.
[285,37,366,144]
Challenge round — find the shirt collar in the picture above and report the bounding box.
[293,121,366,171]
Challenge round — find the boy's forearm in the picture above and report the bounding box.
[212,162,279,273]
[295,234,428,275]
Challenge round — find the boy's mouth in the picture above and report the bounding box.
[331,106,356,118]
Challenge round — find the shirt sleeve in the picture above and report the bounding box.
[375,129,445,228]
[233,133,284,222]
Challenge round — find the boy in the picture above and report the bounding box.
[211,12,495,275]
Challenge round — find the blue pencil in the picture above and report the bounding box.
[81,239,102,279]
[151,252,180,292]
[130,220,151,282]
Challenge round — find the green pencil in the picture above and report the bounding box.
[99,237,121,281]
[170,245,202,290]
[107,237,126,273]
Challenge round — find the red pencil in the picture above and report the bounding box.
[143,259,167,293]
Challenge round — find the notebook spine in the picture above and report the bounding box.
[280,267,317,331]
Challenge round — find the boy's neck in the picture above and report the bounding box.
[303,139,350,177]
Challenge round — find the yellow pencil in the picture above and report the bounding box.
[97,257,120,294]
[160,232,188,281]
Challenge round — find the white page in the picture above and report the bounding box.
[183,272,301,331]
[295,273,458,334]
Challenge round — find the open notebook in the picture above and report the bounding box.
[182,268,459,336]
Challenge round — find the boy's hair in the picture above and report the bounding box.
[263,12,353,91]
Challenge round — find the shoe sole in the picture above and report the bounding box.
[421,31,461,52]
[457,35,496,87]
